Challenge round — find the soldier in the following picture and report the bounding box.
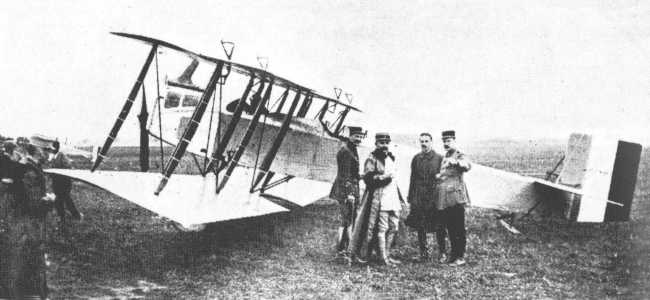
[47,141,82,236]
[330,126,364,259]
[436,130,471,266]
[3,143,55,298]
[349,132,406,266]
[3,140,23,162]
[406,132,445,262]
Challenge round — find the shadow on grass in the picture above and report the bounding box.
[46,184,307,295]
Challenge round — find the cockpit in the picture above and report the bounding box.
[164,91,200,110]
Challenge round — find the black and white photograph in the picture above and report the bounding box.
[0,1,648,298]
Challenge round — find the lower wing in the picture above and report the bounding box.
[45,168,330,227]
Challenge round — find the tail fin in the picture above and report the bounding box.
[557,133,642,222]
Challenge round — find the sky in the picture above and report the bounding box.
[1,0,649,146]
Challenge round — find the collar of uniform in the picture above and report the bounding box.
[421,149,436,158]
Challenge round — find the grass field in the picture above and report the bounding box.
[42,140,649,299]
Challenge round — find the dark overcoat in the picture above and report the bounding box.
[405,150,442,230]
[0,158,51,298]
[407,150,443,210]
[329,142,360,202]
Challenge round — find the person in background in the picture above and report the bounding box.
[2,143,55,299]
[47,141,82,237]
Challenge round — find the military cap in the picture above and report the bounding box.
[348,126,364,136]
[375,132,391,142]
[442,130,456,139]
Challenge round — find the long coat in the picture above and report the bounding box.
[329,142,360,202]
[436,149,471,210]
[348,149,400,258]
[0,158,51,298]
[407,150,443,210]
[405,150,442,230]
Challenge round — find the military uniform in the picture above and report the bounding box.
[1,155,52,299]
[329,126,363,256]
[406,149,445,259]
[349,133,404,265]
[436,147,471,262]
[329,141,360,227]
[49,150,82,223]
[436,149,471,210]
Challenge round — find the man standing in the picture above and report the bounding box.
[3,144,55,299]
[406,133,445,262]
[3,140,23,162]
[349,132,406,266]
[47,141,82,233]
[329,126,364,259]
[436,130,471,266]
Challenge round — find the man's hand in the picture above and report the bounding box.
[377,173,394,180]
[42,193,56,202]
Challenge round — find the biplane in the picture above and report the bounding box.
[44,33,643,232]
[46,32,362,230]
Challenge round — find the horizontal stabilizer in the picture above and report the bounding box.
[555,134,642,222]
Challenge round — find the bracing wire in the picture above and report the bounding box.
[251,99,270,188]
[216,80,223,171]
[155,50,164,172]
[203,84,217,173]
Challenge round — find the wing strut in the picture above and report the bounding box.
[206,75,257,173]
[273,89,290,113]
[91,44,158,172]
[251,90,303,191]
[217,78,275,192]
[314,101,329,121]
[333,107,351,135]
[296,93,313,118]
[138,83,149,172]
[154,61,225,195]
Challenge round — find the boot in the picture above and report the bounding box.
[377,232,391,266]
[332,227,346,262]
[335,227,345,253]
[385,231,401,265]
[417,229,429,261]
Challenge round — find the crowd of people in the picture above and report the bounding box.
[0,138,78,299]
[330,128,471,267]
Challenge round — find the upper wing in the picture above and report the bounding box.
[110,32,361,112]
